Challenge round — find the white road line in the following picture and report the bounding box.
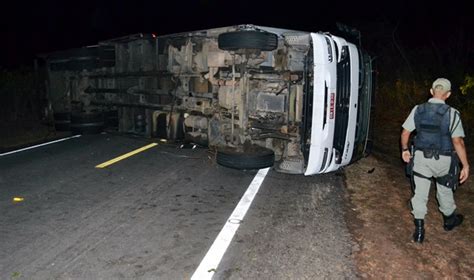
[191,167,270,280]
[0,135,81,157]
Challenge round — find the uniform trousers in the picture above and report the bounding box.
[411,151,456,219]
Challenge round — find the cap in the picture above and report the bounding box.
[432,78,451,92]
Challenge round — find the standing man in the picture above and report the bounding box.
[400,78,470,243]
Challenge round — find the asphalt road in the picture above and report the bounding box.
[0,134,357,279]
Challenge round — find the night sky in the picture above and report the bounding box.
[1,0,472,68]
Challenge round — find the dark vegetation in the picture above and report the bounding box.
[358,22,474,159]
[362,22,474,132]
[0,67,45,122]
[0,66,54,150]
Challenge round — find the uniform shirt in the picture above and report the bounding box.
[402,98,465,138]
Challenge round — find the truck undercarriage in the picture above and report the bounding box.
[42,24,374,175]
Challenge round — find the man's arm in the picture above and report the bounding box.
[452,137,470,184]
[401,128,411,163]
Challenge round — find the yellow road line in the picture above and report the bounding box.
[95,143,158,169]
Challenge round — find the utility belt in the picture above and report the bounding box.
[415,148,452,160]
[407,147,460,190]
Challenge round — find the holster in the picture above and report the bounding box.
[436,152,461,191]
[422,149,439,160]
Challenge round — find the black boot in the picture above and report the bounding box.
[413,219,424,243]
[443,212,464,231]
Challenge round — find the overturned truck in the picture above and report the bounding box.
[41,24,374,175]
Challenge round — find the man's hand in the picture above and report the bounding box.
[460,165,470,184]
[401,128,412,163]
[402,150,411,163]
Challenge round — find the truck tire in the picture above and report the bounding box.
[218,31,278,51]
[70,112,104,134]
[216,146,275,170]
[53,112,71,131]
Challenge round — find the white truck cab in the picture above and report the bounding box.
[323,35,360,173]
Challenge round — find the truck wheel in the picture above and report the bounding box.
[216,146,275,170]
[70,112,104,134]
[53,112,71,131]
[218,31,278,51]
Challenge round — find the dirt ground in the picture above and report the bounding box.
[344,110,474,279]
